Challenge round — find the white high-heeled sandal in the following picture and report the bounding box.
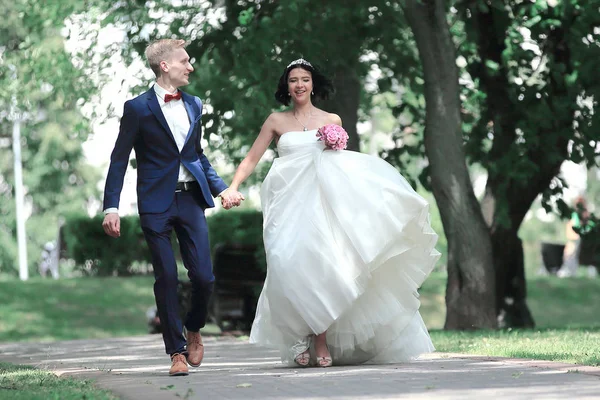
[316,345,332,368]
[294,349,311,367]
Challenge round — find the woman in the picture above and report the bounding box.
[224,58,440,367]
[558,196,596,277]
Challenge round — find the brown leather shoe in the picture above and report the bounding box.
[186,330,204,367]
[169,353,189,376]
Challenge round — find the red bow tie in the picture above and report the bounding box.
[164,92,182,103]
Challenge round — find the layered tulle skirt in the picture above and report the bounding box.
[249,131,440,365]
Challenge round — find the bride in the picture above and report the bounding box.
[223,58,440,367]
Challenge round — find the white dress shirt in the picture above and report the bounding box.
[153,83,195,183]
[103,83,197,214]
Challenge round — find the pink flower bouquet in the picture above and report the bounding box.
[316,124,348,151]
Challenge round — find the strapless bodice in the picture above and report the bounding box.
[277,129,326,156]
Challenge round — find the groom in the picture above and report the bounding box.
[102,38,244,376]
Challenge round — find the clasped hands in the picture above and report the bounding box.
[220,188,245,210]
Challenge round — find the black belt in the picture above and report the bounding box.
[175,181,199,192]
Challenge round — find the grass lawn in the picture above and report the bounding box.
[430,328,600,366]
[419,271,600,330]
[0,276,156,399]
[0,272,599,369]
[0,362,117,399]
[420,271,600,366]
[0,276,155,342]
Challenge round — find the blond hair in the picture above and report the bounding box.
[145,39,187,77]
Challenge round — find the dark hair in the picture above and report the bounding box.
[274,60,334,106]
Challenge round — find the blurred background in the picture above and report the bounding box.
[0,0,598,351]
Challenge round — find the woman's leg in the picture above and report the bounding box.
[558,240,580,277]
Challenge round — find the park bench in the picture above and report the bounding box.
[541,234,599,274]
[578,235,600,267]
[208,242,265,332]
[174,242,265,333]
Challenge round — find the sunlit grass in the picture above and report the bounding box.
[419,271,600,331]
[1,271,599,368]
[527,276,600,328]
[0,362,117,399]
[430,328,600,366]
[420,271,600,366]
[0,276,155,342]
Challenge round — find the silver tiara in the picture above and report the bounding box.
[287,58,313,69]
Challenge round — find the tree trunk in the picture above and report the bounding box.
[481,200,533,328]
[404,0,497,329]
[471,1,573,327]
[321,65,361,151]
[467,2,534,328]
[483,151,565,328]
[491,227,534,328]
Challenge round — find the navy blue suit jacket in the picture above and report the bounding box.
[103,87,228,214]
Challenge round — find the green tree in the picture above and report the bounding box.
[96,1,421,160]
[92,0,498,328]
[398,0,600,328]
[93,0,600,329]
[403,0,497,329]
[0,0,101,275]
[456,0,599,327]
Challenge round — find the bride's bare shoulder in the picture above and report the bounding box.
[266,111,292,125]
[311,108,342,126]
[326,112,342,126]
[268,110,292,121]
[262,111,291,134]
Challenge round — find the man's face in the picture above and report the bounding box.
[162,48,194,87]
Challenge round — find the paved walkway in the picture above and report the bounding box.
[0,335,599,399]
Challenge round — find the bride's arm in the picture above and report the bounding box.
[229,114,277,191]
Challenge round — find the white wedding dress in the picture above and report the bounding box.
[249,129,440,365]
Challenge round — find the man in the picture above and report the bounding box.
[102,38,244,376]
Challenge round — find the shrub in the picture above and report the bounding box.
[61,213,151,276]
[207,209,265,271]
[61,209,266,275]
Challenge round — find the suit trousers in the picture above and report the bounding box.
[140,186,214,355]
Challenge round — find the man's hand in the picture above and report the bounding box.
[220,189,245,210]
[102,213,121,238]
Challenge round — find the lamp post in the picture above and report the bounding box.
[11,106,28,281]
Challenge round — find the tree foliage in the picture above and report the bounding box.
[94,0,424,181]
[399,0,600,327]
[83,0,599,327]
[456,0,600,218]
[0,0,101,275]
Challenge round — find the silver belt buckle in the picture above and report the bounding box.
[176,181,190,193]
